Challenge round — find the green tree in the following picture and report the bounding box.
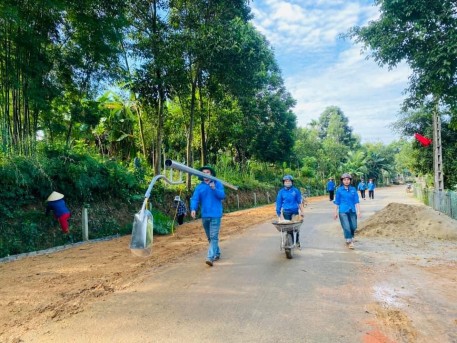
[391,139,416,182]
[317,107,357,148]
[95,91,137,160]
[165,0,254,187]
[347,0,457,121]
[393,107,457,188]
[0,0,128,155]
[46,0,128,147]
[363,143,396,185]
[341,150,368,181]
[1,1,61,155]
[126,0,172,174]
[206,22,296,165]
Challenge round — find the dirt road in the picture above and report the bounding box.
[1,186,456,343]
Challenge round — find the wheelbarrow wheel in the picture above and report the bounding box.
[285,233,293,259]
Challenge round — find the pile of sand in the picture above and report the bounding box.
[358,203,457,240]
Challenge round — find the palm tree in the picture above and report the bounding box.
[341,150,368,181]
[365,152,395,184]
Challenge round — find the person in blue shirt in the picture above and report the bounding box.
[276,175,304,247]
[190,166,225,267]
[326,177,335,201]
[46,191,71,234]
[333,173,361,249]
[367,179,376,199]
[357,179,367,200]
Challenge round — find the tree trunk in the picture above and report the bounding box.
[198,76,206,166]
[186,73,198,190]
[154,82,165,175]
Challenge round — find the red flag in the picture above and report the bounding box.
[414,133,432,147]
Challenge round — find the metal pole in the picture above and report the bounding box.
[82,207,89,241]
[164,160,238,190]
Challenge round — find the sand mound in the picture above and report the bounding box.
[358,203,457,240]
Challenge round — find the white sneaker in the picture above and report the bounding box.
[348,242,354,249]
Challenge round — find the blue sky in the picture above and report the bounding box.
[250,0,411,144]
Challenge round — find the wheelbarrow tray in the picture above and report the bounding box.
[272,220,303,232]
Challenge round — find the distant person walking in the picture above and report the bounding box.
[173,196,187,225]
[367,179,376,199]
[357,179,367,200]
[276,175,305,247]
[326,177,335,201]
[190,166,225,267]
[333,173,361,249]
[46,191,71,234]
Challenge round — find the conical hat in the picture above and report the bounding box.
[47,191,64,201]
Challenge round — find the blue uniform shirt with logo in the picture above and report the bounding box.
[357,182,367,190]
[334,185,360,213]
[190,180,225,218]
[276,186,302,216]
[327,180,335,191]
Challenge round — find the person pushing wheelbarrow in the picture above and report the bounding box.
[275,175,304,244]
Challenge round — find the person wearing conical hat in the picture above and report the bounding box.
[173,195,187,225]
[46,192,71,234]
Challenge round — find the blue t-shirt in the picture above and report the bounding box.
[276,186,302,216]
[190,180,225,218]
[46,199,70,217]
[327,180,335,191]
[334,185,359,213]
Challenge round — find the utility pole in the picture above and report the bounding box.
[432,101,444,192]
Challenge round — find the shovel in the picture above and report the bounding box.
[130,198,154,257]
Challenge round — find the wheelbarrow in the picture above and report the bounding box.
[272,220,303,259]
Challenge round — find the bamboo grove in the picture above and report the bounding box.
[0,0,296,178]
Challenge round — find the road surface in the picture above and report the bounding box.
[18,186,457,343]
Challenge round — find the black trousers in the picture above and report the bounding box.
[329,190,334,201]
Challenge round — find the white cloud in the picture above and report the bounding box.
[251,0,411,143]
[252,1,367,51]
[286,48,411,143]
